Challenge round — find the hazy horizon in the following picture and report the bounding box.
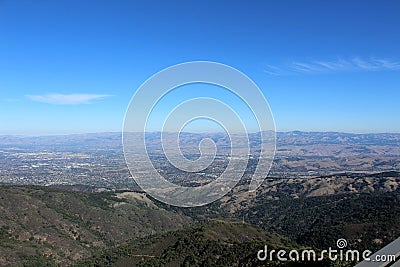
[2,130,400,138]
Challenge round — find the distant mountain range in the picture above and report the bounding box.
[1,131,400,150]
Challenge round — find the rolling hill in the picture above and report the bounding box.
[0,185,191,265]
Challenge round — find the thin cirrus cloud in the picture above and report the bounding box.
[264,57,400,76]
[26,93,112,105]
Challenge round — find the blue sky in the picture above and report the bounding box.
[0,0,399,135]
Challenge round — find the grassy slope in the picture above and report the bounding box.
[0,184,398,266]
[0,185,191,266]
[238,190,400,251]
[80,220,332,267]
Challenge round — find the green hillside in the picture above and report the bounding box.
[237,190,400,251]
[0,184,398,266]
[0,185,191,266]
[80,220,330,267]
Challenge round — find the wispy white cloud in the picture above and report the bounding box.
[26,93,112,105]
[263,64,287,76]
[264,57,400,76]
